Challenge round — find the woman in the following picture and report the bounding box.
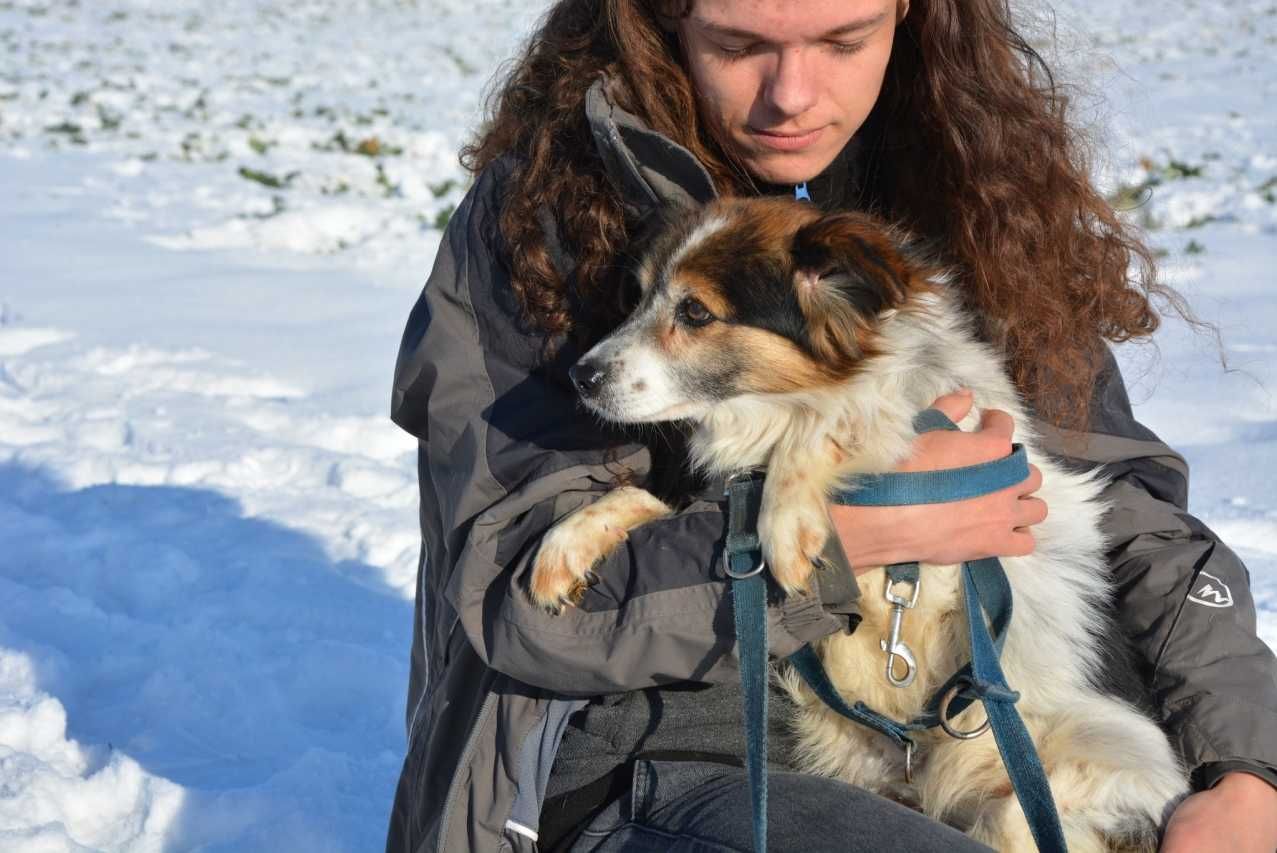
[386,1,1277,850]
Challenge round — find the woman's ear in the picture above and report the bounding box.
[897,0,911,24]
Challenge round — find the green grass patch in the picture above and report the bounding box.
[238,166,298,189]
[315,130,403,158]
[96,104,121,131]
[429,179,457,198]
[1110,156,1210,223]
[45,120,87,145]
[375,163,401,197]
[1259,176,1277,204]
[1183,214,1218,229]
[1136,156,1206,182]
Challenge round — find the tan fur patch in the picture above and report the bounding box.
[730,327,831,393]
[529,487,672,611]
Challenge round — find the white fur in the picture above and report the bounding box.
[664,213,728,280]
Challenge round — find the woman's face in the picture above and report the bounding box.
[676,0,898,186]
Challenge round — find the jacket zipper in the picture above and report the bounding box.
[437,684,500,852]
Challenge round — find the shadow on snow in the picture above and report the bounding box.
[0,460,412,851]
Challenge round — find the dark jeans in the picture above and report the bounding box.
[568,760,993,852]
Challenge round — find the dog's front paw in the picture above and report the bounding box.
[759,486,829,596]
[529,523,604,614]
[528,487,672,614]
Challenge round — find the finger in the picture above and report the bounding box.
[1017,464,1043,497]
[929,388,973,424]
[1017,496,1048,526]
[978,407,1015,440]
[1006,529,1036,557]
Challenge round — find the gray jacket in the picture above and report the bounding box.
[385,79,1277,853]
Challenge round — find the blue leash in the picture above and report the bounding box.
[725,472,772,851]
[725,409,1068,853]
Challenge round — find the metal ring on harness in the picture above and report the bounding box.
[724,551,767,579]
[938,682,992,740]
[723,469,768,580]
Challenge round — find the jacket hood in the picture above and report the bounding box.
[584,75,719,219]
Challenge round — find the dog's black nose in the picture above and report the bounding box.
[569,361,608,397]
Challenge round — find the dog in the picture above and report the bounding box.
[529,197,1188,851]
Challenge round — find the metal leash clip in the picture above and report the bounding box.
[881,573,920,688]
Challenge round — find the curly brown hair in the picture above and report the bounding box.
[462,0,1187,427]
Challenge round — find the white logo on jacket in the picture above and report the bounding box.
[1188,571,1234,608]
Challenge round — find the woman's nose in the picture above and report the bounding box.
[764,48,818,118]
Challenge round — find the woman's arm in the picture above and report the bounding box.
[1033,350,1277,795]
[1038,351,1277,849]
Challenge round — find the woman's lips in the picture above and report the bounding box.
[749,125,825,152]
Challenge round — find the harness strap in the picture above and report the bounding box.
[728,408,1068,853]
[787,644,915,750]
[887,561,920,585]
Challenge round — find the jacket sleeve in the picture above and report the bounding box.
[1037,350,1277,791]
[390,161,850,698]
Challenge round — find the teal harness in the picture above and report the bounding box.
[725,408,1068,853]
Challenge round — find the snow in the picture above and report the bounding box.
[0,0,1273,849]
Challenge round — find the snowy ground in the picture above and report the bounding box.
[0,0,1273,850]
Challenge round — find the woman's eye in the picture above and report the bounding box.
[828,40,867,56]
[715,41,760,60]
[677,297,715,327]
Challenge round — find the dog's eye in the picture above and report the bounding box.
[677,297,715,328]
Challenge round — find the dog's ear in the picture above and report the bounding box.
[790,212,910,366]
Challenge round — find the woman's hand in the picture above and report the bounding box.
[1160,772,1277,852]
[827,389,1047,574]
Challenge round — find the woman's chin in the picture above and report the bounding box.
[738,140,843,186]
